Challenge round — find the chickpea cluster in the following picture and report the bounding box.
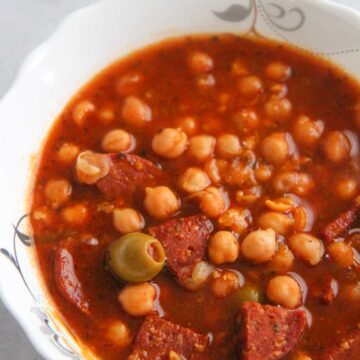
[33,49,360,324]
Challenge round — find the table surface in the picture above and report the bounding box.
[0,0,359,359]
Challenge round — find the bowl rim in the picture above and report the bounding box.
[1,0,360,359]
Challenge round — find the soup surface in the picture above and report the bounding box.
[30,35,360,360]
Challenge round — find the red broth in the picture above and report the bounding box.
[30,35,360,359]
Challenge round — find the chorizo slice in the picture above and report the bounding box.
[236,302,306,360]
[54,247,89,314]
[128,315,208,360]
[149,215,213,285]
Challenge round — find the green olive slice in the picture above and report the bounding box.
[107,232,165,283]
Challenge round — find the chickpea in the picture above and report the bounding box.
[340,282,360,302]
[288,233,324,265]
[241,229,276,263]
[113,208,145,234]
[57,143,80,164]
[254,162,273,182]
[106,320,132,347]
[72,100,95,126]
[231,59,249,76]
[258,211,294,235]
[265,61,291,82]
[45,179,72,209]
[233,109,259,132]
[197,74,216,88]
[335,177,358,200]
[264,97,292,121]
[215,134,242,159]
[273,171,314,196]
[204,158,227,184]
[292,116,324,146]
[144,186,180,219]
[177,116,197,135]
[327,242,354,267]
[235,187,261,205]
[102,129,135,153]
[208,231,239,265]
[98,107,116,124]
[269,83,288,98]
[179,168,211,193]
[32,206,54,225]
[261,132,290,165]
[271,244,294,272]
[121,96,152,127]
[189,51,214,73]
[118,283,156,317]
[293,206,310,232]
[76,151,111,185]
[61,203,88,226]
[323,131,351,163]
[238,75,263,99]
[116,72,143,95]
[183,261,214,290]
[197,186,228,218]
[292,352,312,360]
[266,275,302,309]
[218,208,252,234]
[210,270,240,298]
[152,128,187,158]
[188,135,216,162]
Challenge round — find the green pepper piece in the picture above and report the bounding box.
[107,232,165,283]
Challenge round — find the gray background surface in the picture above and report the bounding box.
[0,0,359,359]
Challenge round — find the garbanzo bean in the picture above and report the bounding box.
[152,128,187,158]
[335,177,358,200]
[235,187,261,205]
[113,208,145,234]
[218,208,252,234]
[116,73,143,95]
[210,270,240,298]
[266,275,302,309]
[261,132,290,165]
[292,116,324,146]
[72,100,95,126]
[288,233,324,265]
[258,211,294,235]
[323,131,351,163]
[265,196,295,212]
[204,158,227,183]
[265,61,291,82]
[179,167,211,193]
[189,51,214,73]
[264,97,292,121]
[177,116,198,135]
[327,242,354,267]
[102,129,135,153]
[57,143,80,164]
[254,162,273,182]
[231,59,249,76]
[241,229,276,263]
[233,109,259,132]
[293,206,310,232]
[341,282,360,302]
[208,231,239,265]
[183,261,214,290]
[271,244,294,272]
[106,320,132,347]
[197,186,228,218]
[215,134,242,159]
[118,283,156,317]
[188,135,216,162]
[292,352,312,360]
[121,96,152,127]
[238,75,263,99]
[45,179,72,209]
[98,107,116,124]
[144,186,180,219]
[273,171,314,196]
[61,203,88,226]
[76,151,111,185]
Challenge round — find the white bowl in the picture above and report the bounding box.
[0,0,359,359]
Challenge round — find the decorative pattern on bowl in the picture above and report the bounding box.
[0,0,359,359]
